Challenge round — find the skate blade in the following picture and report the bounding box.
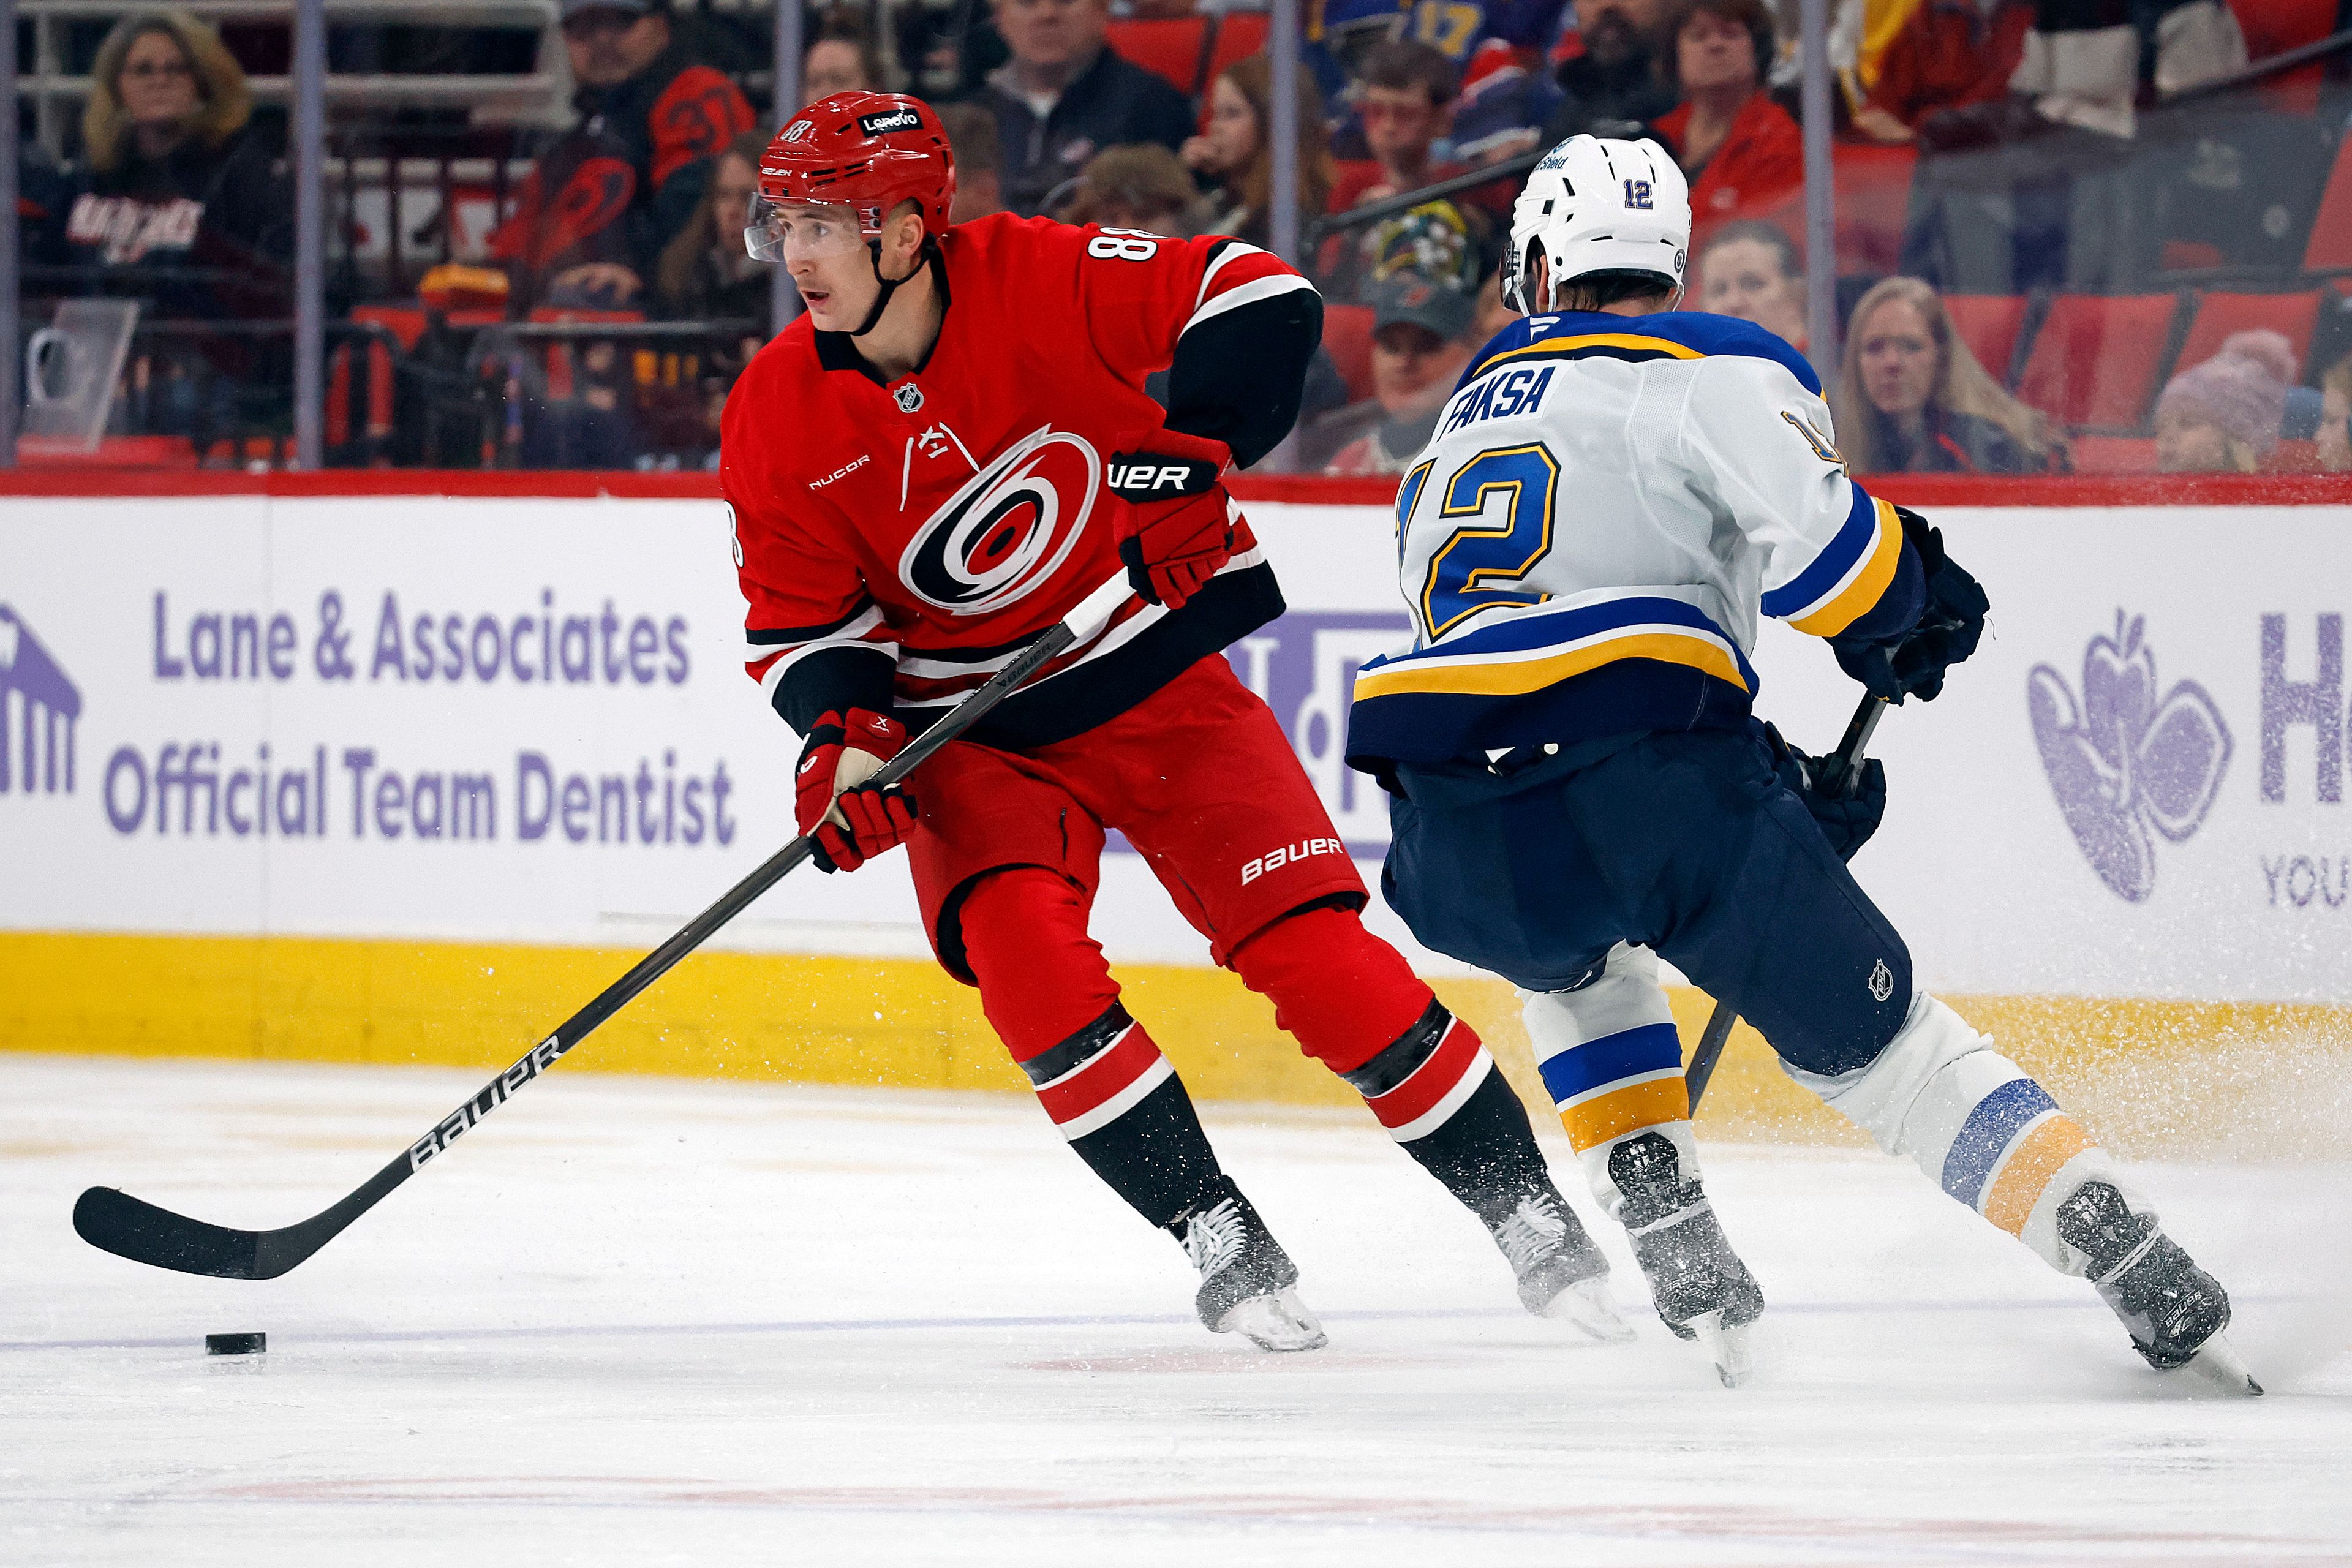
[1215,1286,1329,1352]
[2167,1332,2264,1398]
[1688,1309,1754,1389]
[1539,1276,1638,1344]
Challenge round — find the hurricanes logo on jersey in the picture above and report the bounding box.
[898,425,1100,616]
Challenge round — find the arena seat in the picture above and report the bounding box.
[1107,16,1212,99]
[1942,295,2031,385]
[2229,0,2335,115]
[1207,11,1269,87]
[2015,293,2184,432]
[2173,290,2323,379]
[2302,136,2352,274]
[1323,303,1376,404]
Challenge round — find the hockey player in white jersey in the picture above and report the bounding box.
[1344,135,2257,1392]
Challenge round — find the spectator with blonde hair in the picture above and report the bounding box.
[1183,53,1333,250]
[2155,331,2297,474]
[1836,276,2062,475]
[65,9,288,317]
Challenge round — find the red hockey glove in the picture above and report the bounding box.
[794,708,918,873]
[1109,429,1235,611]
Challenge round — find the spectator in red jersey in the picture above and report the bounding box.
[982,0,1196,217]
[487,0,756,311]
[1329,40,1463,212]
[1649,0,1800,217]
[1694,217,1806,352]
[1834,276,2061,476]
[1184,53,1333,250]
[1850,0,2034,143]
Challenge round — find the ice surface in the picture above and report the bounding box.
[4,1054,2347,1566]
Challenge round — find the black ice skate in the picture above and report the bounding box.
[1485,1187,1634,1342]
[2056,1180,2261,1396]
[1609,1132,1765,1387]
[1170,1178,1327,1352]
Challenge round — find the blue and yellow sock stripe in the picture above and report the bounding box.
[1937,1076,2100,1238]
[1536,1021,1692,1153]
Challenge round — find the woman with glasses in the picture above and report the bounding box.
[63,9,289,318]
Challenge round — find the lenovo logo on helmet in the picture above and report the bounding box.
[859,108,922,135]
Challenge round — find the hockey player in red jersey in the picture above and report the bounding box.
[721,92,1632,1351]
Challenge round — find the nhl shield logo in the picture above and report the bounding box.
[894,383,924,413]
[1868,959,1894,1003]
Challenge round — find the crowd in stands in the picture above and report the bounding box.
[11,0,2352,476]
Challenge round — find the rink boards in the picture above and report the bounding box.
[6,486,2351,1149]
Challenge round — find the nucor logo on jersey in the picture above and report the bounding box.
[899,425,1100,616]
[1240,836,1345,885]
[408,1032,570,1169]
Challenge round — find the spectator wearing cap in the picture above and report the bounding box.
[1308,272,1480,474]
[1694,218,1805,351]
[1329,40,1463,212]
[1834,275,2061,475]
[1649,0,1800,217]
[933,103,1007,223]
[1185,53,1333,250]
[801,23,883,107]
[1849,0,2034,143]
[2155,330,2296,474]
[982,0,1196,217]
[487,0,755,310]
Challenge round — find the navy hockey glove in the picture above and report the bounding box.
[1760,720,1888,862]
[794,708,918,873]
[1831,507,1989,704]
[1109,428,1235,611]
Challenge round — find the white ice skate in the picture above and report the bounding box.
[1490,1193,1636,1343]
[1688,1308,1755,1389]
[1174,1179,1329,1352]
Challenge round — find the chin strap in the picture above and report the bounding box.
[850,237,938,337]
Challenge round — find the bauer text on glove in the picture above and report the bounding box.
[1109,429,1235,611]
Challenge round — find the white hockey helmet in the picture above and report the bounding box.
[1501,135,1692,315]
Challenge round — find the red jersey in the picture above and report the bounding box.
[1654,93,1803,217]
[722,214,1316,747]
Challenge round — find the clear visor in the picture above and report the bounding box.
[744,195,867,263]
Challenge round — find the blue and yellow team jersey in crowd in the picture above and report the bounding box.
[1343,309,1920,772]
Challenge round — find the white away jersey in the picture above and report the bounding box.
[1344,309,1910,769]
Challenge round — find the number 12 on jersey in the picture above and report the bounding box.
[1398,442,1560,643]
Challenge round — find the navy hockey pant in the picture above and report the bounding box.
[1382,726,1912,1080]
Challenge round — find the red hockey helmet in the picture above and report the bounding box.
[751,91,956,253]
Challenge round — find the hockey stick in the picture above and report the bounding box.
[1683,693,1888,1111]
[73,575,1138,1280]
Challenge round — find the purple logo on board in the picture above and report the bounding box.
[1,603,82,796]
[2027,612,2230,903]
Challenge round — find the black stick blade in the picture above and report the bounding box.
[74,1187,270,1280]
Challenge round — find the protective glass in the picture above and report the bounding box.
[743,195,867,263]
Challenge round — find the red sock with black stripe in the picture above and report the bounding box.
[962,868,1226,1228]
[1232,907,1556,1222]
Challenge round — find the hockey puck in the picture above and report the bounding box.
[205,1332,266,1356]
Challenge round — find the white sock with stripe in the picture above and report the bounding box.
[1521,943,1702,1223]
[1786,993,2132,1277]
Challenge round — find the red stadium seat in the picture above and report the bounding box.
[1106,16,1210,99]
[2173,291,2322,380]
[1941,295,2030,385]
[2014,293,2184,431]
[1323,303,1376,404]
[1207,11,1269,86]
[2230,0,2334,115]
[2068,435,2158,474]
[2302,137,2352,273]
